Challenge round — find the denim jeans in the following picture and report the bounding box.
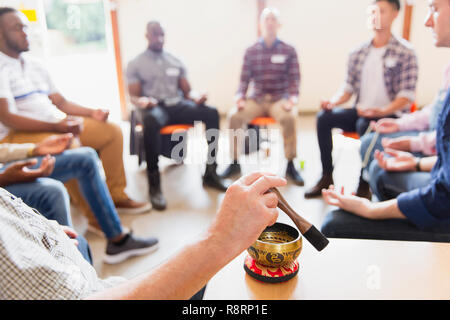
[360,130,420,179]
[2,147,123,239]
[368,160,432,201]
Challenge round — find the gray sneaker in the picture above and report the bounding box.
[104,232,159,264]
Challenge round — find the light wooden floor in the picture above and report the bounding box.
[74,114,363,280]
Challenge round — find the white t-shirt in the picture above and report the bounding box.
[0,52,60,141]
[358,46,391,110]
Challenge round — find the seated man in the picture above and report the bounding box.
[360,63,450,172]
[321,0,450,239]
[0,134,158,264]
[305,0,418,199]
[126,21,228,211]
[0,7,151,222]
[222,7,304,186]
[0,172,286,299]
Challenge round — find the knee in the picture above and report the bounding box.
[228,111,245,129]
[279,113,296,129]
[40,179,69,203]
[107,121,123,140]
[142,112,162,129]
[317,110,332,129]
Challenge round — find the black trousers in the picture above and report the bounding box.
[140,99,220,172]
[316,107,396,174]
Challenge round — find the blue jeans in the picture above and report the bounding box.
[3,147,123,239]
[368,160,432,201]
[360,130,421,179]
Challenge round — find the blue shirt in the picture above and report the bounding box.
[397,87,450,229]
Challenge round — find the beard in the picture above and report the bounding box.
[4,34,29,53]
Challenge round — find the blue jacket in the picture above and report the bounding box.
[397,88,450,229]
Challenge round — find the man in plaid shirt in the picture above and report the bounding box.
[222,7,304,186]
[305,0,419,199]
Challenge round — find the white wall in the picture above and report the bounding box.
[117,0,449,114]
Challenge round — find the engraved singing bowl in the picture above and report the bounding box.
[247,222,302,268]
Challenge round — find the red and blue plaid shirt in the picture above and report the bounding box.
[236,38,300,102]
[343,35,418,106]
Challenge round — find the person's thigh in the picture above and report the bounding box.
[369,160,431,201]
[167,100,218,127]
[140,105,171,128]
[1,131,56,144]
[4,178,72,226]
[360,130,421,167]
[79,117,123,151]
[268,99,297,123]
[228,99,267,129]
[317,107,359,132]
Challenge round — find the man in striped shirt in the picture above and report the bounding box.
[222,7,304,186]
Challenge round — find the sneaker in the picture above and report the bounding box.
[115,198,152,215]
[104,232,159,264]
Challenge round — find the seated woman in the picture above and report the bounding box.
[0,134,158,264]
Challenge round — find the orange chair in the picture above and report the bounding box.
[249,117,277,126]
[129,109,193,164]
[159,124,193,135]
[342,102,418,140]
[247,117,277,157]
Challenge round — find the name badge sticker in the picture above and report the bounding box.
[166,67,180,77]
[271,54,286,64]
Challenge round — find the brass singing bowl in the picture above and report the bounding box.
[247,222,302,268]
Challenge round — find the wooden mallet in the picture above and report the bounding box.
[268,187,330,251]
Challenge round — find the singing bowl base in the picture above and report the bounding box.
[243,255,299,283]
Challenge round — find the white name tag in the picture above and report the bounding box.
[385,57,398,68]
[166,67,180,77]
[271,54,286,64]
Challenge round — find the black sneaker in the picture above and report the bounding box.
[104,232,159,264]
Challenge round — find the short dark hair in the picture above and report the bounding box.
[375,0,401,11]
[0,7,17,19]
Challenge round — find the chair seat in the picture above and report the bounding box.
[342,131,360,139]
[249,117,276,126]
[159,124,193,135]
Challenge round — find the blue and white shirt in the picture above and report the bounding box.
[0,52,60,140]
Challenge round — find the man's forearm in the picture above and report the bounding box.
[85,232,235,300]
[331,91,352,106]
[369,199,406,220]
[0,112,56,132]
[57,100,93,118]
[384,97,412,115]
